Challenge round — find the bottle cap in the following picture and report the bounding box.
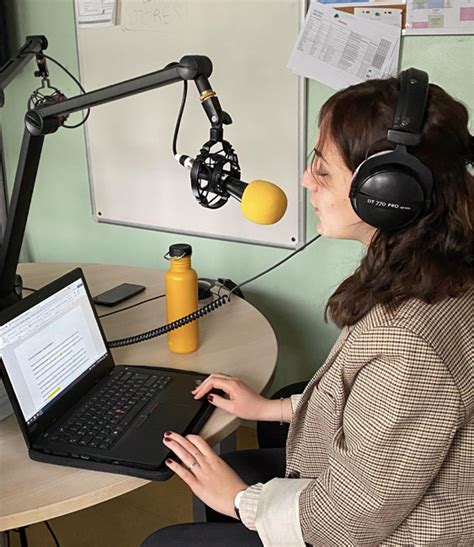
[168,243,192,258]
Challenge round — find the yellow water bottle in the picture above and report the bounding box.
[165,243,199,353]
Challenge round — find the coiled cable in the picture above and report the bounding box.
[107,234,321,348]
[107,292,229,348]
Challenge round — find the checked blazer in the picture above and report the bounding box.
[240,288,473,546]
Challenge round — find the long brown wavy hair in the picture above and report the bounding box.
[318,77,474,328]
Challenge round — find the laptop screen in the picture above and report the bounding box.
[0,278,107,425]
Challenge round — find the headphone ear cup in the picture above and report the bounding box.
[350,148,433,231]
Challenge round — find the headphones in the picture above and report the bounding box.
[349,68,434,232]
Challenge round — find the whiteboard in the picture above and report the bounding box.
[75,0,306,248]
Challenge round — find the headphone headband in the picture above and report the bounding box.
[387,68,429,147]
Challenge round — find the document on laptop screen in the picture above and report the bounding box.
[0,279,107,423]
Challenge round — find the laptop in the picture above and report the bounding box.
[0,267,214,476]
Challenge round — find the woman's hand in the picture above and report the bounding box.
[163,431,247,518]
[191,373,272,421]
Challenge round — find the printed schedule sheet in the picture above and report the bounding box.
[288,1,401,89]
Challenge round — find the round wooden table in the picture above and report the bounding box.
[0,263,277,531]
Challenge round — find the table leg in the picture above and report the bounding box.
[213,431,237,455]
[19,527,28,547]
[0,529,29,547]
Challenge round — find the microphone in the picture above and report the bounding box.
[175,153,288,225]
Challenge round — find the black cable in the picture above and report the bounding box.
[98,294,165,318]
[39,53,90,128]
[45,521,60,547]
[19,237,321,348]
[22,287,164,317]
[107,234,322,348]
[229,234,321,295]
[172,80,188,156]
[21,50,90,128]
[24,51,186,140]
[107,292,229,348]
[17,49,321,346]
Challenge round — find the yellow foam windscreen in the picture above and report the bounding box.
[241,180,288,225]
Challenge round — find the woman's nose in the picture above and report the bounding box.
[302,170,318,194]
[301,169,313,189]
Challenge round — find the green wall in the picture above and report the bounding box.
[2,1,473,392]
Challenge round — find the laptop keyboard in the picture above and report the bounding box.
[44,369,172,450]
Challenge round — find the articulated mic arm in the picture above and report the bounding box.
[0,53,230,310]
[24,56,229,136]
[0,35,49,107]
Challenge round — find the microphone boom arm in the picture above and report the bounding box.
[0,52,231,310]
[24,56,229,136]
[0,35,49,108]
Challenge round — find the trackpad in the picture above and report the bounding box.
[112,401,203,466]
[146,402,198,432]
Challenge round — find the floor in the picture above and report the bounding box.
[7,426,258,547]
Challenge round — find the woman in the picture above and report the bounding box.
[142,70,473,546]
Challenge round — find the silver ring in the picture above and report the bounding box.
[186,459,197,470]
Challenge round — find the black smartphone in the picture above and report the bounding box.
[92,283,145,307]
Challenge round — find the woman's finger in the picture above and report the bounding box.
[166,458,199,487]
[191,373,232,395]
[163,436,200,469]
[185,434,214,457]
[192,376,235,399]
[164,432,206,460]
[205,392,235,414]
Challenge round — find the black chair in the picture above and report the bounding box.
[256,381,308,449]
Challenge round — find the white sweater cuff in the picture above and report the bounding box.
[239,483,264,530]
[290,393,303,414]
[240,478,312,546]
